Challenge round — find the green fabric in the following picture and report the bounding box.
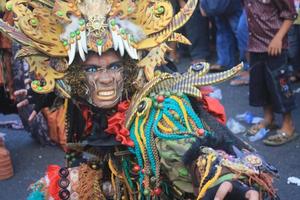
[210,173,247,188]
[157,138,196,193]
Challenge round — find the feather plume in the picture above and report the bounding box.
[115,18,145,42]
[60,15,80,41]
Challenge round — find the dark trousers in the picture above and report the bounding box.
[249,51,296,113]
[183,4,210,61]
[288,25,300,71]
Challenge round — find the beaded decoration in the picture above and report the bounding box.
[129,92,212,196]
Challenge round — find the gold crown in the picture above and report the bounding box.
[0,0,197,95]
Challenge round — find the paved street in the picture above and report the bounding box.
[0,67,299,200]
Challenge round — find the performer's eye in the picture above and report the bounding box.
[108,63,122,71]
[85,65,98,73]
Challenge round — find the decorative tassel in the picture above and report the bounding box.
[27,191,45,200]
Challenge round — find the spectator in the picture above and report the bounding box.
[245,0,298,146]
[288,0,300,82]
[230,9,250,86]
[178,0,211,64]
[200,0,248,71]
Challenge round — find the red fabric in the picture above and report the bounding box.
[105,101,134,147]
[81,105,93,134]
[201,95,226,125]
[46,165,61,200]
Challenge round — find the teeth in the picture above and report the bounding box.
[97,90,114,96]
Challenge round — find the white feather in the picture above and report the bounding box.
[60,15,80,41]
[98,45,102,56]
[68,42,76,65]
[123,39,134,59]
[117,34,124,56]
[132,47,138,59]
[115,18,146,42]
[78,40,86,61]
[80,29,88,53]
[111,30,119,51]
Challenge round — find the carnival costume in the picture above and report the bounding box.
[0,0,279,199]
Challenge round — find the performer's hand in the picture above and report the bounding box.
[214,181,259,200]
[14,89,37,122]
[14,88,56,123]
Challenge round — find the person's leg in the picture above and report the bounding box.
[288,25,300,81]
[214,16,236,69]
[184,4,210,62]
[281,112,295,135]
[228,9,247,64]
[229,10,250,86]
[248,53,275,134]
[263,51,297,145]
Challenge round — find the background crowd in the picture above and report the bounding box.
[168,0,300,146]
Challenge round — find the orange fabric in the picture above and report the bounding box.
[201,95,227,125]
[80,105,93,135]
[46,165,61,200]
[42,104,67,150]
[0,11,13,49]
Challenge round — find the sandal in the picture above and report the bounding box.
[247,121,278,136]
[263,130,299,146]
[209,64,227,73]
[230,76,249,86]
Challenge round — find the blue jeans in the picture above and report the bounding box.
[183,4,210,61]
[288,25,300,71]
[215,9,248,68]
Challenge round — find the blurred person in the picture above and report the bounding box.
[200,0,247,71]
[230,9,250,86]
[244,0,298,146]
[179,0,211,64]
[288,0,300,82]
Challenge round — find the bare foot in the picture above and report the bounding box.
[280,112,295,136]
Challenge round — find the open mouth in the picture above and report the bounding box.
[96,89,116,100]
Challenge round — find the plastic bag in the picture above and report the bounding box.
[249,128,269,142]
[236,111,263,124]
[209,87,222,100]
[226,118,246,134]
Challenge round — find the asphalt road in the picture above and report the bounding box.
[0,67,299,200]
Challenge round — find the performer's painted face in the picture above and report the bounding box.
[81,51,124,108]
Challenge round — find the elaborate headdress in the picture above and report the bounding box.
[0,0,197,97]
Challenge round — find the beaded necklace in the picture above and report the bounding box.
[129,93,212,198]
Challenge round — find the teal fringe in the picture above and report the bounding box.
[27,190,45,200]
